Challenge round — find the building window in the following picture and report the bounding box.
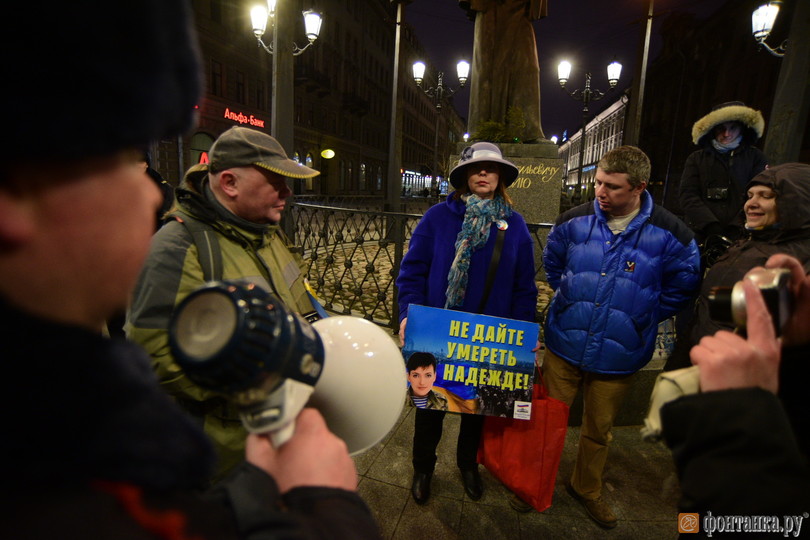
[236,71,245,104]
[359,163,366,190]
[211,61,223,97]
[257,80,266,110]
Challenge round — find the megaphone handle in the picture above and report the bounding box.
[269,420,296,448]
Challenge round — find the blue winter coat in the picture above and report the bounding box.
[397,196,537,323]
[543,192,700,375]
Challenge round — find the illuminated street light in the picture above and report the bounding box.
[251,2,322,56]
[411,60,470,194]
[557,59,622,198]
[752,1,786,57]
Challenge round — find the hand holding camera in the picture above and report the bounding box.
[643,254,807,440]
[692,276,781,394]
[708,267,792,335]
[766,253,810,348]
[693,254,809,393]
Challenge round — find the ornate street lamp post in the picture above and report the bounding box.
[250,3,323,56]
[248,1,322,231]
[752,1,787,57]
[557,60,622,200]
[412,60,470,194]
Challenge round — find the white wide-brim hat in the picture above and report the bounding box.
[448,142,519,189]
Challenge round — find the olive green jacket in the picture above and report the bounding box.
[406,387,449,411]
[126,170,315,482]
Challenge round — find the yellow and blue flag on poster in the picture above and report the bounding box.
[403,305,539,420]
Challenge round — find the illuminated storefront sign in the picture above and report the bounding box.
[223,108,266,128]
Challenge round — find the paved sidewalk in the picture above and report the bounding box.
[354,406,682,539]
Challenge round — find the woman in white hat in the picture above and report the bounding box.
[396,142,538,505]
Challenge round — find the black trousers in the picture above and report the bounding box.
[412,408,484,474]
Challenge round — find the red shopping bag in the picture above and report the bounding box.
[477,376,569,512]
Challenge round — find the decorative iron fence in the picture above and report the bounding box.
[289,201,555,331]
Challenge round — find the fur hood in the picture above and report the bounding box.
[692,102,765,146]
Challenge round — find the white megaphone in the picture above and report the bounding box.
[168,281,406,454]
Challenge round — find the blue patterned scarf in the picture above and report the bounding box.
[445,194,513,309]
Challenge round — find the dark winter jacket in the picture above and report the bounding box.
[662,385,810,521]
[543,191,700,375]
[396,195,537,323]
[680,146,768,238]
[0,296,380,540]
[127,166,318,481]
[671,163,810,367]
[679,104,768,240]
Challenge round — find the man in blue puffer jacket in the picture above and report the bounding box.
[542,146,700,529]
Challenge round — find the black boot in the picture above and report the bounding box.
[460,468,483,500]
[411,471,432,505]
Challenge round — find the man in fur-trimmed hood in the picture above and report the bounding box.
[679,101,769,244]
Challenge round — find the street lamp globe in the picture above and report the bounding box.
[303,10,322,42]
[456,60,470,87]
[607,61,622,88]
[558,61,572,87]
[751,1,786,57]
[412,61,426,87]
[752,2,780,41]
[251,5,269,38]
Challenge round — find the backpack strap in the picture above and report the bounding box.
[171,210,326,320]
[171,211,223,282]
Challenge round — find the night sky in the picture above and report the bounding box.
[404,0,730,141]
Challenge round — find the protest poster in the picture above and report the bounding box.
[402,304,539,419]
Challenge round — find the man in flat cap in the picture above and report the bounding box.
[128,126,325,481]
[0,2,378,537]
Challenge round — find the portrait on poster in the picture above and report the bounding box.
[403,305,539,419]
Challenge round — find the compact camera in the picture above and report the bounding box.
[708,268,793,334]
[706,187,729,200]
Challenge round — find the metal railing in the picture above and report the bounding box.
[289,200,554,331]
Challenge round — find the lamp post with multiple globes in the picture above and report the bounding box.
[412,60,470,195]
[557,60,622,201]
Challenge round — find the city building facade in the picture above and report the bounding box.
[146,0,465,201]
[556,0,806,215]
[557,98,627,207]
